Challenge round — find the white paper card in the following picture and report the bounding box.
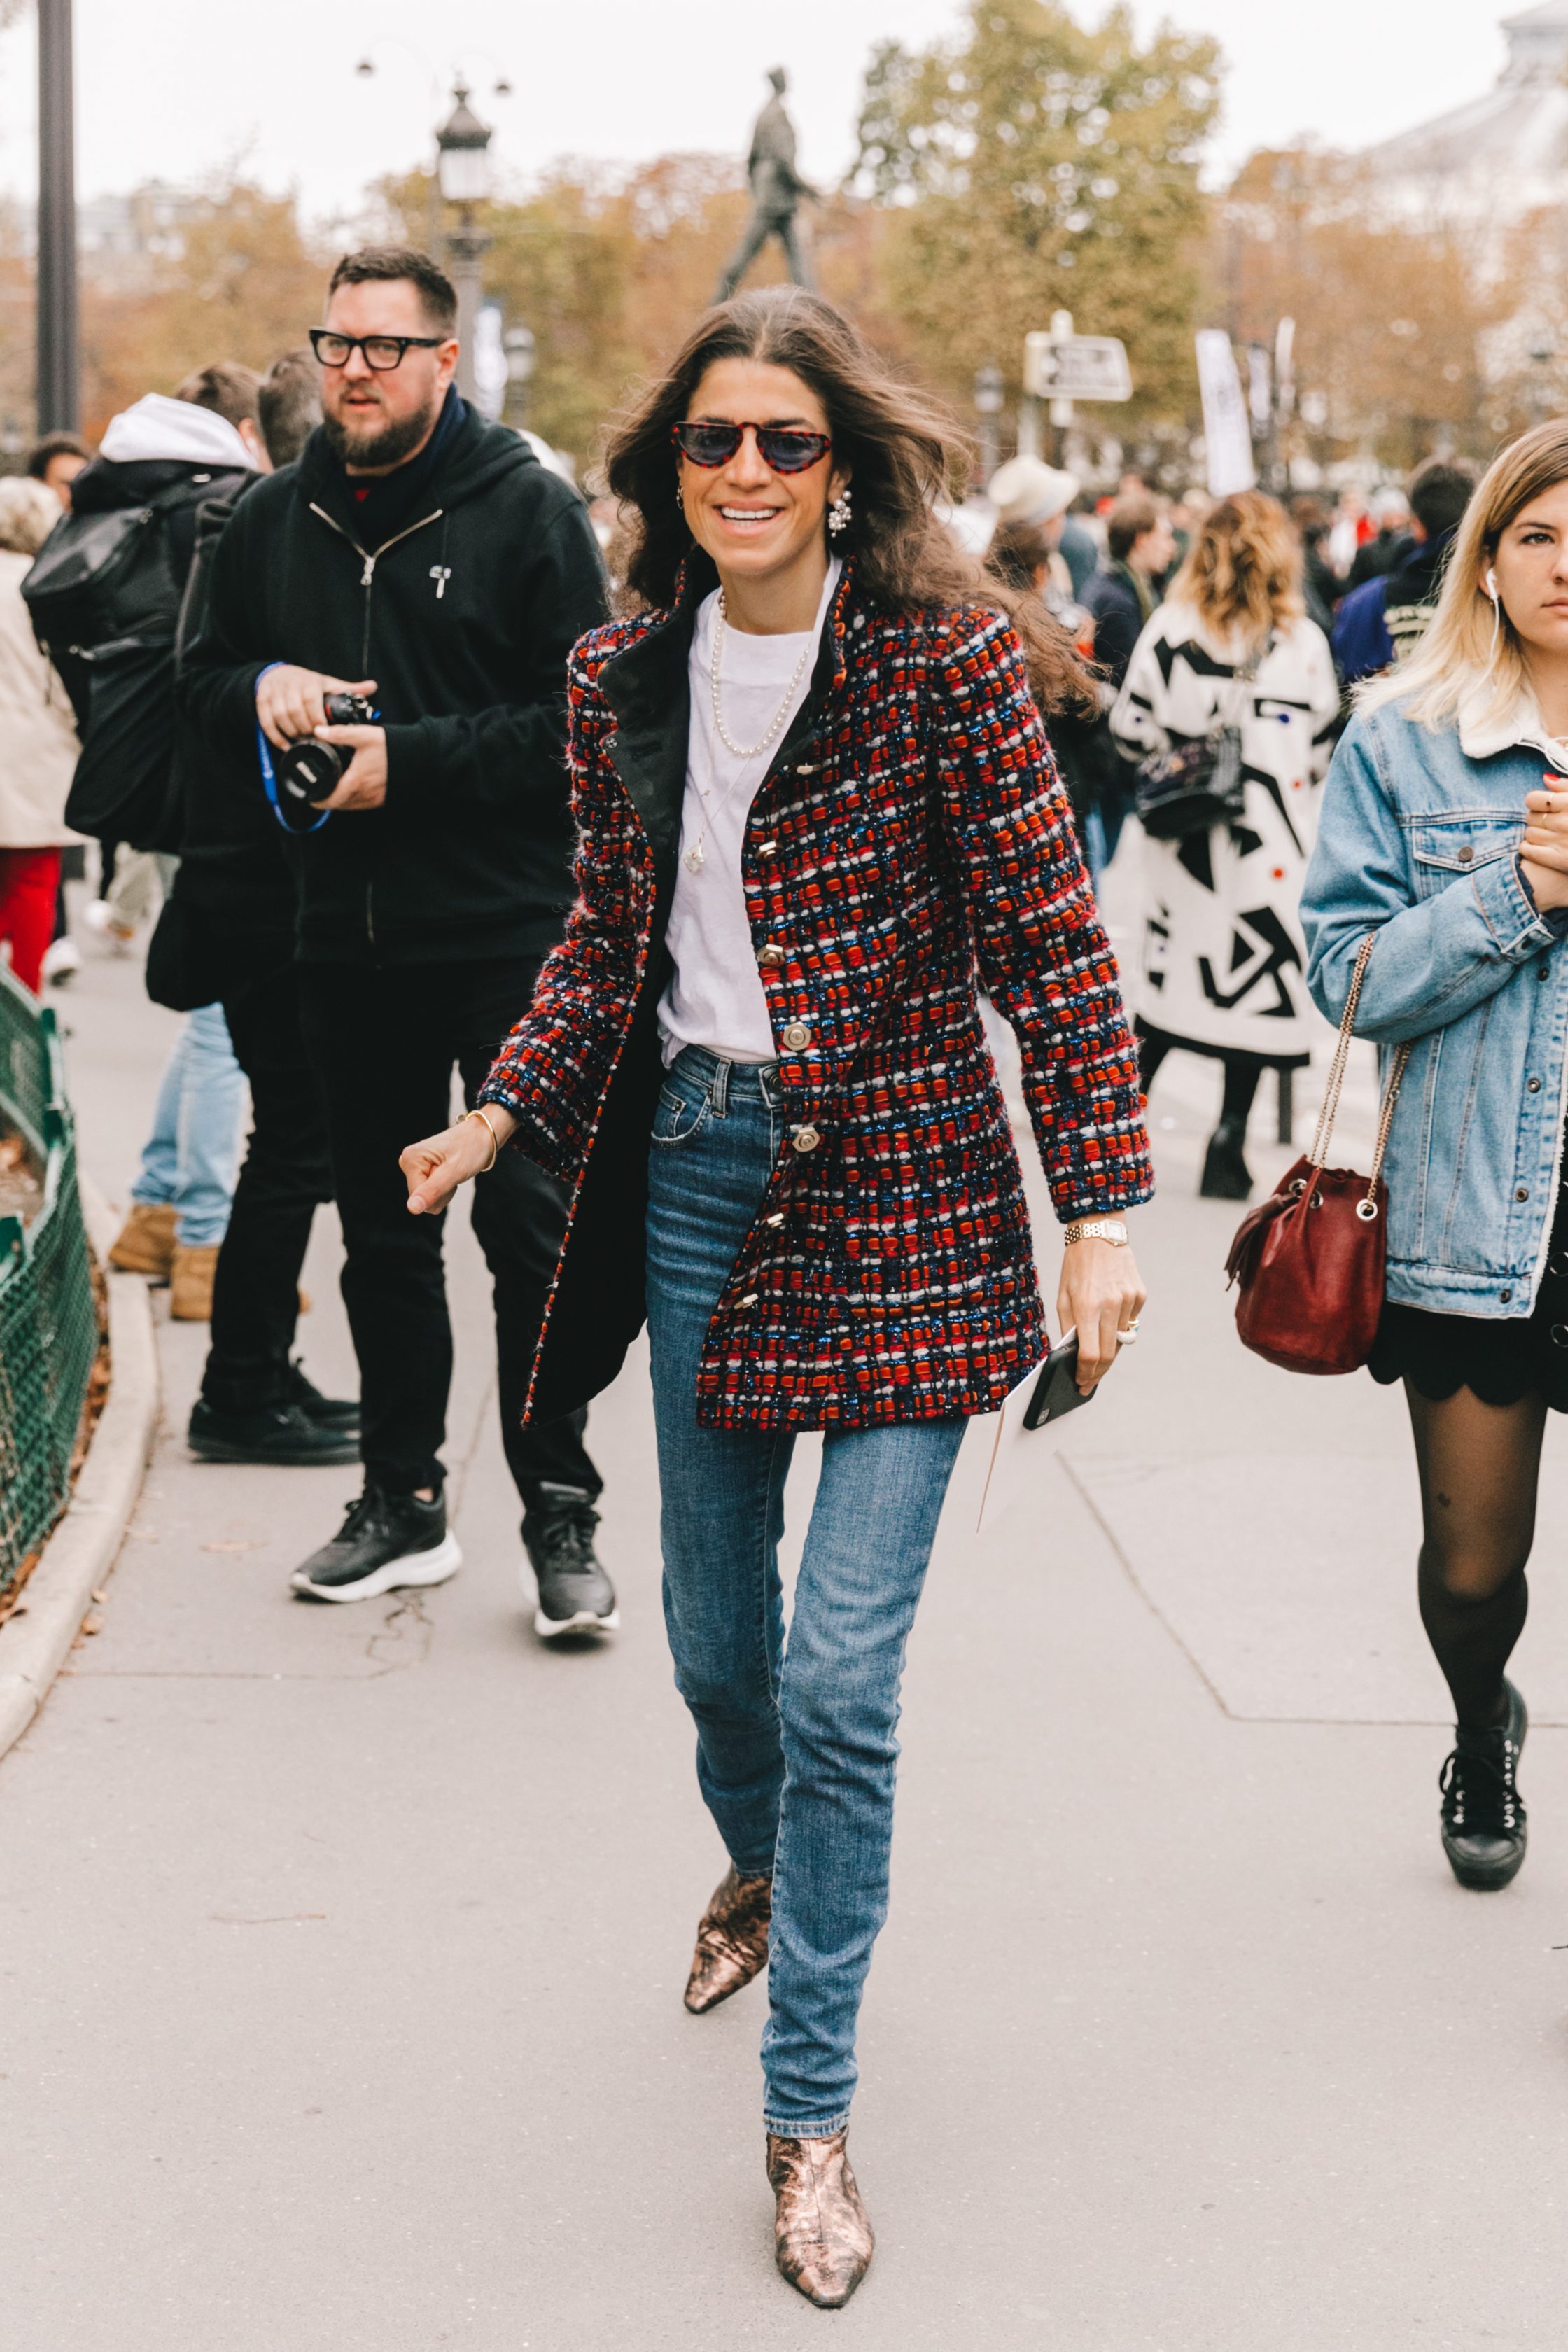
[973,1350,1054,1535]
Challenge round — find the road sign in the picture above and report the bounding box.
[1023,332,1133,403]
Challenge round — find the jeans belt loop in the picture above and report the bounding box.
[710,1053,730,1118]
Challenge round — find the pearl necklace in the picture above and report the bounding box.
[709,589,815,760]
[684,592,815,876]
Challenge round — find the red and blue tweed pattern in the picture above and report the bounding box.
[481,578,1153,1431]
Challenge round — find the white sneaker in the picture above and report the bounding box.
[41,935,80,985]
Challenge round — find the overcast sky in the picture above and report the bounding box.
[0,0,1519,218]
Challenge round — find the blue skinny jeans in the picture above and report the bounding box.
[130,1002,245,1246]
[645,1045,965,2137]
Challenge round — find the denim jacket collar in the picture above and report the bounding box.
[1457,674,1568,769]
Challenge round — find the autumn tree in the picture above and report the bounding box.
[1215,146,1513,475]
[852,0,1220,435]
[80,178,328,435]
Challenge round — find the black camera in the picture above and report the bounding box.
[268,692,379,832]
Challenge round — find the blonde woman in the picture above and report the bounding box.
[1302,419,1568,1894]
[1111,491,1339,1196]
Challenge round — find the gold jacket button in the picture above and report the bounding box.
[765,1212,785,1228]
[792,1125,821,1154]
[782,1021,812,1050]
[757,840,779,860]
[740,1293,759,1309]
[759,944,785,968]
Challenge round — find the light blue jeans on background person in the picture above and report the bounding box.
[130,1002,246,1247]
[645,1044,967,2138]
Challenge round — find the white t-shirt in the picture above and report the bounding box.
[659,560,841,1066]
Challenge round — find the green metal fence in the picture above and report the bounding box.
[0,965,99,1591]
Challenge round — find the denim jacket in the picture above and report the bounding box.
[1301,690,1568,1318]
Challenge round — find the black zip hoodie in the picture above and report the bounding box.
[177,398,609,965]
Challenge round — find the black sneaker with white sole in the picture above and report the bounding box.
[290,1485,461,1604]
[523,1483,619,1638]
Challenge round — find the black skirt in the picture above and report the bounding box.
[1369,1151,1568,1410]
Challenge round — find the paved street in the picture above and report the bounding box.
[4,904,1567,2350]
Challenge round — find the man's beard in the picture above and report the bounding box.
[323,392,439,472]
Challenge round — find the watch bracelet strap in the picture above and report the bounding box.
[1063,1217,1128,1245]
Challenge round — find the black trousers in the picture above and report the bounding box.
[297,957,598,1506]
[203,958,334,1413]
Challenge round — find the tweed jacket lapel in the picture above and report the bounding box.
[598,606,692,895]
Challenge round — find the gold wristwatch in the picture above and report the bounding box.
[1061,1217,1129,1247]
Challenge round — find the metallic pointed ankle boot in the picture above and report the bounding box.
[683,1864,771,2014]
[766,2130,874,2308]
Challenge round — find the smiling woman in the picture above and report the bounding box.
[1303,417,1568,1904]
[397,285,1152,2306]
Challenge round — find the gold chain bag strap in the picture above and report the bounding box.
[1225,932,1410,1375]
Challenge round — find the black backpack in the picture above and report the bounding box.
[22,470,244,849]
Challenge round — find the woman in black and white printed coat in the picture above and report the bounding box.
[1110,490,1339,1198]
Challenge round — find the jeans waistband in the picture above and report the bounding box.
[667,1042,780,1113]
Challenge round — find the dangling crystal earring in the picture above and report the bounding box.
[676,482,685,512]
[828,488,853,538]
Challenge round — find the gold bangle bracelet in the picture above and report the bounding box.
[464,1105,500,1174]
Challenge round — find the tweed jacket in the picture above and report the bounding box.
[479,558,1152,1432]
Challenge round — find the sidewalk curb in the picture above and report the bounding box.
[0,1177,158,1765]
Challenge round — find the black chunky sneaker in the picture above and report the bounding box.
[523,1483,620,1639]
[188,1394,360,1467]
[290,1485,461,1604]
[286,1360,360,1434]
[1439,1679,1528,1891]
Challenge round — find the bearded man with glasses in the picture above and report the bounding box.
[178,245,617,1630]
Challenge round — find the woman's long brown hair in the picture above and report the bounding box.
[603,286,1096,717]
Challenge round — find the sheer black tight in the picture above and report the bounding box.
[1138,1036,1264,1126]
[1406,1383,1541,1729]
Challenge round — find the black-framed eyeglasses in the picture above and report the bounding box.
[673,419,833,475]
[309,328,446,372]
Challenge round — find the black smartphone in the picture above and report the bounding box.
[1021,1334,1098,1431]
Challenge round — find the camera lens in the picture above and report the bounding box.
[272,738,346,830]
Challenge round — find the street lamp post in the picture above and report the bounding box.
[436,84,493,405]
[36,0,80,433]
[503,326,536,428]
[974,364,1004,487]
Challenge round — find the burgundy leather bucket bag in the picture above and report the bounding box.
[1226,934,1409,1377]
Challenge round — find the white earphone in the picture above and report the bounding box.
[1486,567,1499,602]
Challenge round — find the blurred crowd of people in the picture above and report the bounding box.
[960,447,1479,1197]
[0,342,1485,1270]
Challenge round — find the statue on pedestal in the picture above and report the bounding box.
[715,68,816,302]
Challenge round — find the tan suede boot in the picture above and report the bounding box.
[683,1865,771,2014]
[767,2130,874,2308]
[169,1242,220,1322]
[107,1202,177,1279]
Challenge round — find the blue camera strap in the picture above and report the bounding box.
[255,664,330,834]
